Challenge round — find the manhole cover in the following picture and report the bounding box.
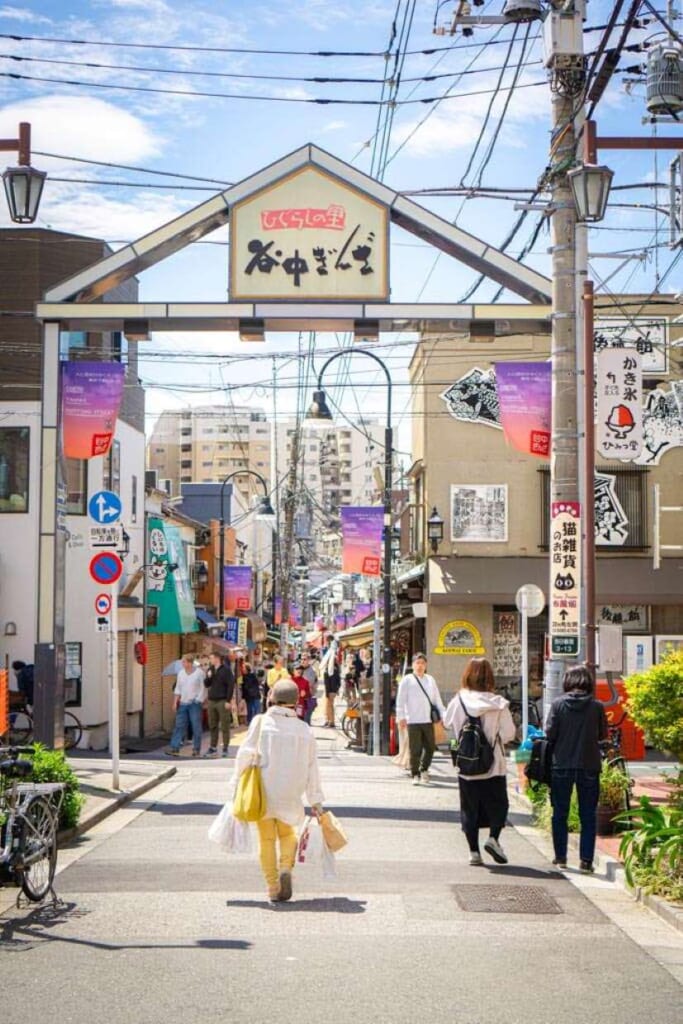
[453,885,562,915]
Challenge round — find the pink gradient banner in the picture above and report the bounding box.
[352,602,373,625]
[341,506,383,576]
[61,361,125,459]
[223,565,252,611]
[495,362,551,459]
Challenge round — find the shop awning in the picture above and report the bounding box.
[336,615,415,649]
[428,556,683,605]
[237,611,268,643]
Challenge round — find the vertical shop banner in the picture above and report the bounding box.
[495,362,551,458]
[352,602,373,625]
[146,517,198,634]
[596,349,643,459]
[550,502,581,657]
[223,565,253,611]
[289,603,301,628]
[341,506,383,576]
[274,597,282,626]
[61,361,125,459]
[314,614,326,631]
[334,613,347,631]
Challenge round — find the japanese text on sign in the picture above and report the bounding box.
[596,349,643,459]
[550,501,581,655]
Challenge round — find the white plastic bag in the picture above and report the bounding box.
[208,803,252,854]
[297,816,336,879]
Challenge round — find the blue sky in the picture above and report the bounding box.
[0,1,676,450]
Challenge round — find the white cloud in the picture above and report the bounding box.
[0,5,51,23]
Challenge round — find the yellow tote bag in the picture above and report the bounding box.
[233,715,266,822]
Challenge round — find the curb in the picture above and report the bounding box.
[58,766,177,845]
[507,775,683,935]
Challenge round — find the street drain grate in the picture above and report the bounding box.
[453,885,563,915]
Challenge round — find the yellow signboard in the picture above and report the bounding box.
[230,166,388,301]
[434,620,485,656]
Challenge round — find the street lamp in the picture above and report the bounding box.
[0,122,46,223]
[218,469,276,621]
[427,506,445,554]
[308,347,394,754]
[567,163,614,223]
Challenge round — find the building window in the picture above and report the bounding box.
[103,440,121,494]
[181,460,192,469]
[538,465,649,550]
[110,331,129,365]
[65,459,87,515]
[59,330,88,358]
[0,427,29,512]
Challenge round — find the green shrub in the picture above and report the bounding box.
[28,744,84,830]
[616,796,683,904]
[528,783,581,832]
[624,648,683,761]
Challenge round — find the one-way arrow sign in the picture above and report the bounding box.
[88,490,122,524]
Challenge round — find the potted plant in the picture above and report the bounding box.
[597,761,631,836]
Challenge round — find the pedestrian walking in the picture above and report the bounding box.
[204,652,235,757]
[395,652,446,785]
[265,654,290,707]
[319,634,341,728]
[299,652,318,723]
[235,679,324,903]
[167,654,206,757]
[545,664,608,873]
[443,657,515,865]
[241,662,262,724]
[291,663,313,721]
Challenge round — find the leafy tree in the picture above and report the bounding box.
[624,648,683,761]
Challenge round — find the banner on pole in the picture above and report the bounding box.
[596,349,643,459]
[550,502,581,657]
[61,361,125,459]
[341,506,383,576]
[223,565,252,611]
[495,361,551,458]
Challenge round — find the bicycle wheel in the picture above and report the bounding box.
[17,795,57,902]
[608,755,633,814]
[9,709,33,745]
[64,711,82,751]
[341,711,359,744]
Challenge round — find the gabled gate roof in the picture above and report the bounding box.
[42,143,551,306]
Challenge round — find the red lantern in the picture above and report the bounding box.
[134,641,148,666]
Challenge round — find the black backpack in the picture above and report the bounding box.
[524,738,553,788]
[454,695,495,776]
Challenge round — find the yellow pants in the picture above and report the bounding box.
[257,817,298,893]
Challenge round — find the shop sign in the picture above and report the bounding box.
[341,507,383,576]
[597,604,648,633]
[596,349,643,459]
[550,501,581,657]
[434,620,485,656]
[492,611,521,677]
[594,317,667,374]
[229,166,388,301]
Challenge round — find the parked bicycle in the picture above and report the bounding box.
[7,704,83,751]
[497,683,543,743]
[0,745,65,903]
[599,715,634,814]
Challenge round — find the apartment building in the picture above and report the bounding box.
[146,404,271,502]
[275,417,387,564]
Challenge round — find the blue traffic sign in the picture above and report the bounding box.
[88,490,122,524]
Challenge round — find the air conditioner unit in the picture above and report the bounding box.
[144,469,158,490]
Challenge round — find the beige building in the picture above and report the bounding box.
[147,405,271,502]
[407,297,683,699]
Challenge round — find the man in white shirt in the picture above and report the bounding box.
[167,654,206,757]
[396,652,446,785]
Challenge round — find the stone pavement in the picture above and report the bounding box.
[0,724,680,1024]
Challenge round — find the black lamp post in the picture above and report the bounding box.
[427,507,445,554]
[0,122,46,223]
[218,470,276,622]
[307,348,394,754]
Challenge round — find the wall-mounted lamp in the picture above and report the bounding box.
[1,122,46,224]
[191,560,209,589]
[123,319,150,341]
[354,318,380,344]
[4,621,17,636]
[427,506,445,554]
[239,317,265,342]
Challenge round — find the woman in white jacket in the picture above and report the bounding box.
[444,658,515,866]
[235,679,324,903]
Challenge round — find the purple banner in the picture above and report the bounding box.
[334,613,347,631]
[495,362,551,459]
[352,602,373,625]
[274,596,282,625]
[223,564,252,611]
[289,603,301,628]
[61,361,125,459]
[341,506,383,576]
[314,614,326,631]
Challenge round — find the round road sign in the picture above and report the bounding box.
[89,551,123,586]
[515,583,545,617]
[95,593,112,615]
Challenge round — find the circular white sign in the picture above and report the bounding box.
[515,583,545,617]
[95,593,112,615]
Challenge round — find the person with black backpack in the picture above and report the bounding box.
[443,657,515,865]
[545,664,607,874]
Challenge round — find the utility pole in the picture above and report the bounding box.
[543,0,587,717]
[279,421,302,654]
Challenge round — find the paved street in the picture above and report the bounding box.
[1,729,681,1024]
